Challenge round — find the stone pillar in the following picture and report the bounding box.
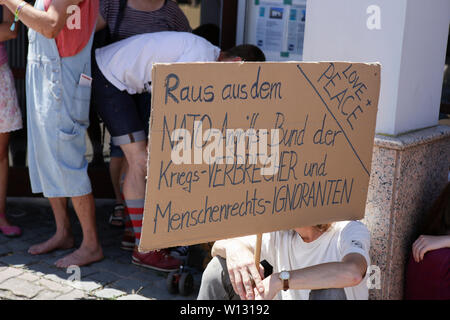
[363,126,450,299]
[303,0,450,299]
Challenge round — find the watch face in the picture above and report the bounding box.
[280,271,290,280]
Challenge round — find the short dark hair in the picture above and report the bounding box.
[223,45,266,62]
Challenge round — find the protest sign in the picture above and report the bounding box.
[140,61,380,252]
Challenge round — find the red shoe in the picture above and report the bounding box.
[132,249,182,272]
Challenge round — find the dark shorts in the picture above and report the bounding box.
[92,58,151,146]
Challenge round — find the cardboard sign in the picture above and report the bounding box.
[140,62,380,252]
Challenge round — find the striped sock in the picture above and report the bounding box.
[124,207,133,234]
[122,193,133,234]
[125,199,145,247]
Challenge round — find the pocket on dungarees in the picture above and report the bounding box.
[58,84,91,141]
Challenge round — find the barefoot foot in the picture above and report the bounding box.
[55,245,104,268]
[28,233,74,255]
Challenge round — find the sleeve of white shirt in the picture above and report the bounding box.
[338,221,371,267]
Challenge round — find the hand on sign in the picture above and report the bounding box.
[225,240,265,300]
[412,235,450,263]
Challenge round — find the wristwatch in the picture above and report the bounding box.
[279,271,290,291]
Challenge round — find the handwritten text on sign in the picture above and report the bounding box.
[140,62,380,252]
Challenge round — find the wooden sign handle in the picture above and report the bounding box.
[254,233,262,268]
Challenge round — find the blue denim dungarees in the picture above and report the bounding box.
[26,0,94,197]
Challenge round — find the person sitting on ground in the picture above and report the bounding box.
[93,31,265,272]
[197,221,370,300]
[404,182,450,300]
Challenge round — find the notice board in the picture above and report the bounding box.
[140,61,380,252]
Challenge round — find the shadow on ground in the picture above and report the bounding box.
[0,198,204,300]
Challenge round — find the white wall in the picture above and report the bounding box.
[395,0,450,134]
[302,0,450,136]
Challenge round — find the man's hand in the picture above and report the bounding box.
[253,273,281,300]
[223,240,265,300]
[412,235,450,262]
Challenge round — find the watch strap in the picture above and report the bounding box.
[283,279,289,291]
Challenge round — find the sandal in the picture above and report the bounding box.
[120,230,135,251]
[109,203,125,227]
[0,213,22,237]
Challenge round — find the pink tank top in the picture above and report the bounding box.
[0,43,7,66]
[44,0,99,58]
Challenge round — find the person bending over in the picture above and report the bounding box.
[93,31,265,271]
[198,221,370,300]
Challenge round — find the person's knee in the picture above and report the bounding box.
[201,256,224,288]
[309,288,347,300]
[124,147,147,175]
[198,256,228,300]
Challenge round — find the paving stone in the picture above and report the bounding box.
[93,288,126,299]
[0,245,11,256]
[32,290,62,300]
[0,289,26,300]
[117,294,151,300]
[129,269,163,282]
[1,198,187,300]
[5,240,31,252]
[32,263,61,277]
[0,278,42,299]
[86,271,121,285]
[56,289,87,300]
[78,264,101,278]
[0,267,24,284]
[96,260,140,278]
[37,278,73,293]
[66,279,103,292]
[0,252,40,267]
[110,278,149,294]
[18,272,41,282]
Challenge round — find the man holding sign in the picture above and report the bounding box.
[136,58,380,299]
[198,220,370,300]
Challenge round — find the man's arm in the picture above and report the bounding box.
[212,238,265,300]
[0,0,82,39]
[254,253,367,300]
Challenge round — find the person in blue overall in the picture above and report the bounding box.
[0,0,103,267]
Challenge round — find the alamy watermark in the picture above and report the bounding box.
[66,265,81,282]
[66,5,81,30]
[170,121,280,175]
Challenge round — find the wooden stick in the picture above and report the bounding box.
[255,233,262,267]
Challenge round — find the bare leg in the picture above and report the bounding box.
[55,193,103,268]
[0,133,10,227]
[120,141,147,200]
[120,141,147,248]
[110,156,125,204]
[28,197,74,255]
[109,156,125,226]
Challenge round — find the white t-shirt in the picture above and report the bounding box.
[95,31,221,94]
[239,221,371,300]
